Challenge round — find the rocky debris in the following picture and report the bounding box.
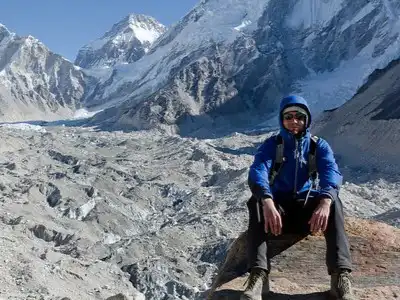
[207,217,400,300]
[47,150,79,166]
[0,223,144,299]
[48,172,67,180]
[39,183,62,207]
[106,294,128,300]
[122,260,198,300]
[1,214,23,226]
[374,208,400,228]
[29,224,74,247]
[2,162,17,170]
[0,125,398,299]
[61,198,97,221]
[85,186,96,197]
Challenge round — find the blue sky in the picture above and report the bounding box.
[0,0,199,61]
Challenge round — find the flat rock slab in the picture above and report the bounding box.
[208,217,400,300]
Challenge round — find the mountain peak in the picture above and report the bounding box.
[74,13,166,69]
[124,13,160,25]
[0,23,9,30]
[111,13,166,45]
[0,23,12,36]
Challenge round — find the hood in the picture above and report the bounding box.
[279,95,312,129]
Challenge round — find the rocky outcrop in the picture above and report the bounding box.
[207,217,400,299]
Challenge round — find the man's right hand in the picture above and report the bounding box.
[261,198,282,235]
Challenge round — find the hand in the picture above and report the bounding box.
[308,198,332,233]
[262,198,282,236]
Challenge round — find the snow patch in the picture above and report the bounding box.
[81,67,113,82]
[129,23,161,45]
[382,0,396,21]
[85,38,108,52]
[66,198,97,221]
[296,24,400,113]
[73,108,103,119]
[85,15,165,52]
[234,20,252,31]
[341,2,376,32]
[0,123,46,133]
[286,0,345,29]
[103,233,122,245]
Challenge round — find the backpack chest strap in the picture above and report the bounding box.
[268,134,319,186]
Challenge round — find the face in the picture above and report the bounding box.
[282,111,307,135]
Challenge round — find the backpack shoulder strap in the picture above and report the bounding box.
[268,134,284,185]
[309,135,319,183]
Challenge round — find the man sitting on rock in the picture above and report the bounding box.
[242,95,354,300]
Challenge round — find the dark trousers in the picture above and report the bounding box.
[246,191,353,275]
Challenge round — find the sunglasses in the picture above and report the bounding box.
[283,112,307,121]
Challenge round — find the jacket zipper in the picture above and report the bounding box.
[294,139,299,196]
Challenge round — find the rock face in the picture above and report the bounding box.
[90,0,400,134]
[75,14,166,69]
[207,217,400,300]
[0,24,88,121]
[313,57,400,177]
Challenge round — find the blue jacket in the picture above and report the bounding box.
[248,95,342,201]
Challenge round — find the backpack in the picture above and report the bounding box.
[268,134,319,188]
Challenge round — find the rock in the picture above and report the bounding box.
[29,224,74,247]
[3,162,16,170]
[106,292,146,300]
[207,217,400,300]
[1,215,23,225]
[47,150,79,166]
[61,198,97,221]
[85,186,96,197]
[39,182,62,207]
[49,172,67,180]
[106,293,127,300]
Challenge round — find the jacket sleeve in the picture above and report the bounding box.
[248,137,275,200]
[316,138,343,201]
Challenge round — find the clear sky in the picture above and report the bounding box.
[0,0,199,61]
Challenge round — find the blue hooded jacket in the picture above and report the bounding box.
[248,95,342,201]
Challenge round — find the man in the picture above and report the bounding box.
[241,95,354,300]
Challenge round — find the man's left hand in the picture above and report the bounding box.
[308,198,332,233]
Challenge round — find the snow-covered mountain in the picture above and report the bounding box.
[0,24,88,121]
[88,0,400,134]
[75,14,166,69]
[1,1,400,130]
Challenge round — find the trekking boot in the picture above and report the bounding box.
[330,269,355,300]
[240,267,270,300]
